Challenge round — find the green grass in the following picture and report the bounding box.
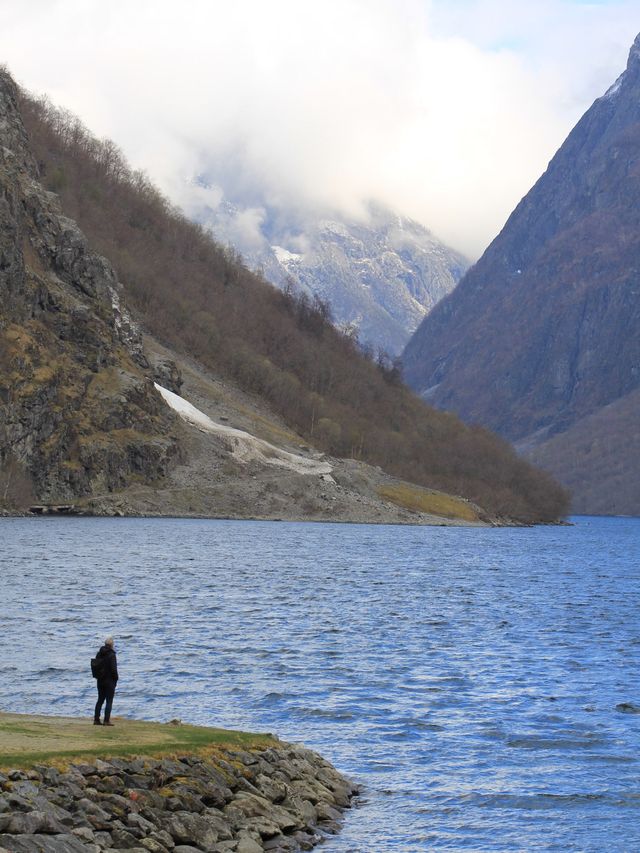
[377,483,480,522]
[0,713,276,769]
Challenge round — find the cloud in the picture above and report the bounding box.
[0,0,637,258]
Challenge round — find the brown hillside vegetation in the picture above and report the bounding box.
[526,387,640,516]
[17,90,568,523]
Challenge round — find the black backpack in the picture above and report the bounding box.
[90,656,103,679]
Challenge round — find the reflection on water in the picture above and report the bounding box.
[1,516,640,851]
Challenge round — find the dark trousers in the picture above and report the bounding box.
[94,681,116,722]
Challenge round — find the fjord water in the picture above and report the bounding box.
[2,517,640,851]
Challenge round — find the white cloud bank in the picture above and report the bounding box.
[1,0,637,257]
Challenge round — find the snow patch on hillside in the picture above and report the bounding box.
[603,72,625,100]
[155,383,332,475]
[272,245,303,265]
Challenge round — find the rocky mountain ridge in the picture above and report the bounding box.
[403,33,640,515]
[196,197,467,355]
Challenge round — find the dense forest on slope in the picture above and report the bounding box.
[17,90,568,522]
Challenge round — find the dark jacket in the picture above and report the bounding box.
[95,645,118,687]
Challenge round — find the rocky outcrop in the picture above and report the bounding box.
[402,33,640,514]
[0,746,357,853]
[0,69,181,506]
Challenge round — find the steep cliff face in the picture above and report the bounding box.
[0,69,180,506]
[402,34,640,513]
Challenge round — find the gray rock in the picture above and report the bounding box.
[148,831,174,850]
[135,792,167,812]
[74,798,113,828]
[212,843,236,853]
[57,782,85,802]
[31,798,74,826]
[229,780,259,798]
[126,813,155,834]
[36,769,60,786]
[138,839,169,853]
[198,812,231,842]
[72,764,98,777]
[227,793,271,820]
[234,832,262,853]
[292,831,321,851]
[93,831,114,848]
[94,761,115,775]
[5,795,30,813]
[286,780,332,807]
[295,799,317,830]
[315,801,342,823]
[159,813,219,851]
[218,807,245,835]
[71,826,96,842]
[0,834,89,852]
[253,776,286,805]
[616,702,640,714]
[110,827,141,848]
[199,785,230,811]
[97,777,126,795]
[263,835,298,851]
[6,811,68,835]
[9,782,40,800]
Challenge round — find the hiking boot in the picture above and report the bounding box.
[93,719,102,725]
[103,721,115,726]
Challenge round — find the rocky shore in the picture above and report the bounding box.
[0,744,358,853]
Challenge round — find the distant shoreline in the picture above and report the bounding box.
[0,506,505,527]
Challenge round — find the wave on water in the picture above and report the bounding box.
[3,515,640,852]
[506,733,609,750]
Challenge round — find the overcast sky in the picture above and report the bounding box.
[1,0,638,258]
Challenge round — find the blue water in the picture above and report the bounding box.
[1,516,640,851]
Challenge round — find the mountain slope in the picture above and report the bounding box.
[3,71,569,523]
[198,199,467,355]
[403,34,640,514]
[526,387,640,516]
[0,68,180,506]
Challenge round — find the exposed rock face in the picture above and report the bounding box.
[0,745,358,852]
[402,34,640,514]
[0,69,180,506]
[198,199,467,355]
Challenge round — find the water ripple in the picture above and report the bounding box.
[1,515,639,851]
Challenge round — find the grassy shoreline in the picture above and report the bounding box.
[0,712,276,770]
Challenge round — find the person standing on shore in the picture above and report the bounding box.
[93,637,118,726]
